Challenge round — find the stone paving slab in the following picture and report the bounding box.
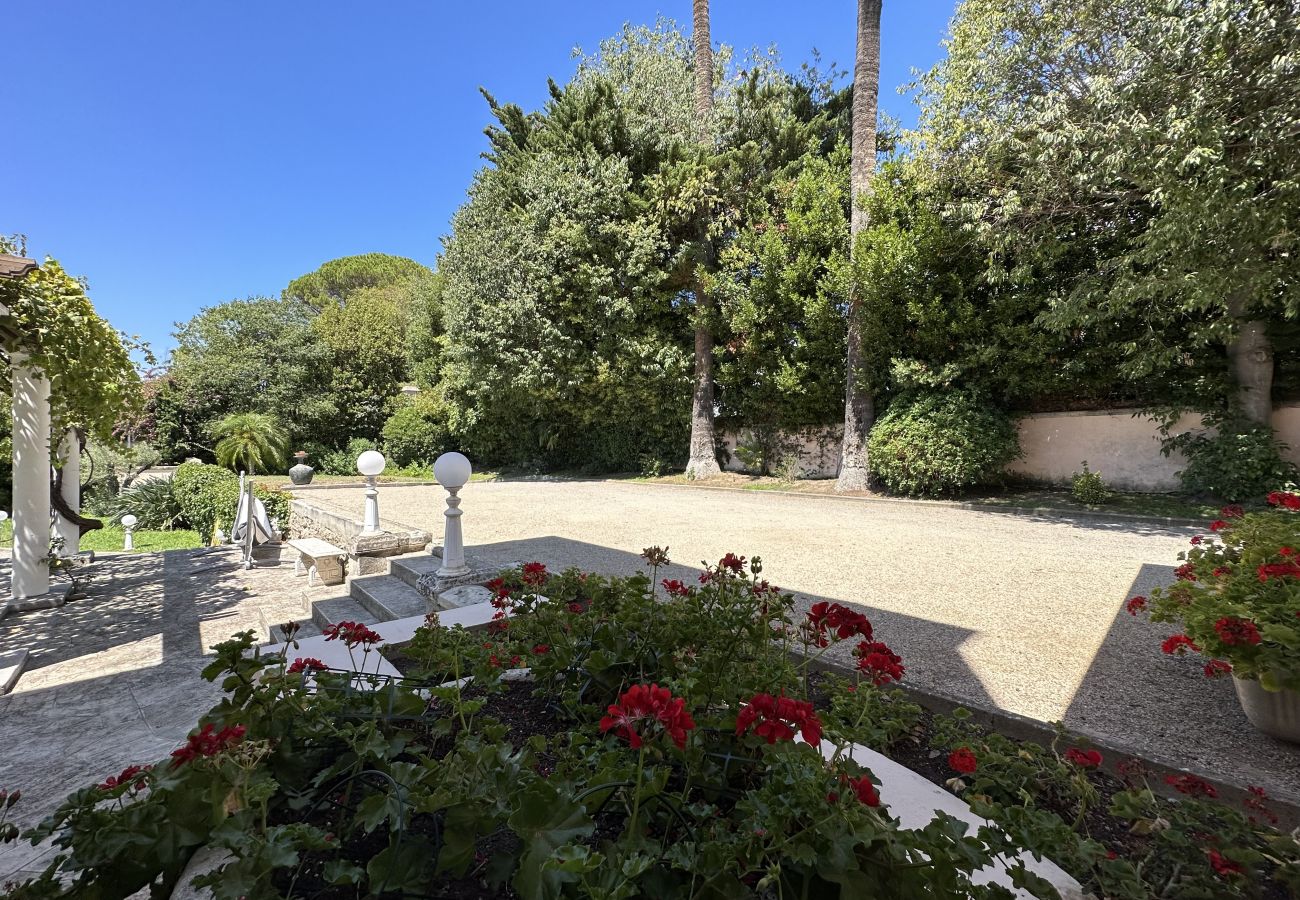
[0,546,322,881]
[310,479,1300,804]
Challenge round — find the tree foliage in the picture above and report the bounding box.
[209,411,290,475]
[283,253,432,311]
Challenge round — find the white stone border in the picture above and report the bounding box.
[264,602,1083,900]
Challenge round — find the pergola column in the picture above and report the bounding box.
[55,429,80,556]
[11,352,51,599]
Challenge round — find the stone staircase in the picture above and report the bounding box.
[266,553,494,644]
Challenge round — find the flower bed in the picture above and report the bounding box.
[2,552,1298,899]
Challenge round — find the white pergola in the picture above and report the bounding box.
[1,253,82,691]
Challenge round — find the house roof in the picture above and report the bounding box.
[0,254,37,279]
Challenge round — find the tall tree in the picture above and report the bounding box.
[836,0,883,491]
[684,0,722,478]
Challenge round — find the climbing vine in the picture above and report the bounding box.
[0,238,140,442]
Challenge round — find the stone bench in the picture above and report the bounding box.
[287,538,347,586]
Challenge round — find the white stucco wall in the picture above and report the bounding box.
[723,405,1300,493]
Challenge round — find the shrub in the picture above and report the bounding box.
[108,476,186,530]
[316,437,378,476]
[173,462,289,540]
[867,392,1020,497]
[381,396,452,468]
[1070,461,1110,505]
[1167,414,1298,501]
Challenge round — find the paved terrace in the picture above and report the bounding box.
[309,478,1300,801]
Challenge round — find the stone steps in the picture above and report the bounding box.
[390,554,442,591]
[350,574,430,621]
[310,596,381,631]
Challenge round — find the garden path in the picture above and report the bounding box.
[0,546,327,884]
[311,478,1300,804]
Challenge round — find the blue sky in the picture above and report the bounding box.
[5,1,957,359]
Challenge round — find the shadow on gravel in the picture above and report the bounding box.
[1061,562,1300,802]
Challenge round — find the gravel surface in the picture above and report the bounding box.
[314,478,1300,800]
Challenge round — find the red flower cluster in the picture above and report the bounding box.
[522,562,547,587]
[661,579,691,598]
[1257,560,1300,582]
[1190,535,1203,545]
[1173,563,1197,581]
[567,602,585,615]
[1212,566,1232,578]
[1214,616,1262,646]
[1206,849,1244,878]
[1220,504,1245,519]
[322,621,382,648]
[720,553,747,573]
[1064,748,1102,769]
[170,723,247,767]
[600,683,696,750]
[834,773,880,807]
[486,577,511,606]
[532,644,550,655]
[1267,491,1300,510]
[1203,659,1233,677]
[1208,520,1229,533]
[1161,634,1199,655]
[1126,595,1146,615]
[948,747,978,775]
[1245,785,1279,826]
[99,764,151,792]
[1165,773,1217,798]
[855,641,905,685]
[287,657,326,674]
[735,693,823,746]
[804,602,873,647]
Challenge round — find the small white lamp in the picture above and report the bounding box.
[434,452,472,578]
[121,514,138,552]
[357,450,386,534]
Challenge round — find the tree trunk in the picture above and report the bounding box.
[836,0,883,492]
[685,0,721,478]
[1227,295,1274,426]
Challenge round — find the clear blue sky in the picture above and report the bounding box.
[5,1,956,359]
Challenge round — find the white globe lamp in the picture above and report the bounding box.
[434,452,473,578]
[357,451,386,533]
[121,513,138,551]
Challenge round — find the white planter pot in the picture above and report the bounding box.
[1233,676,1300,743]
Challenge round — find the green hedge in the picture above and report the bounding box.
[867,392,1020,497]
[174,462,290,541]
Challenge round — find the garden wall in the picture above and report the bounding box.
[722,405,1300,493]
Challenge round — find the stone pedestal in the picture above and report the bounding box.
[11,353,50,600]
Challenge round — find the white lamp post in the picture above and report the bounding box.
[120,514,137,552]
[357,450,386,534]
[433,452,472,578]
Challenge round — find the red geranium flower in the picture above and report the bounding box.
[1165,773,1217,798]
[1203,659,1232,677]
[1161,634,1199,655]
[1126,596,1146,615]
[521,562,548,587]
[845,773,880,807]
[1212,567,1231,578]
[1267,491,1300,510]
[1206,849,1244,878]
[1257,561,1300,582]
[736,692,823,746]
[322,621,382,648]
[719,553,747,573]
[854,640,904,685]
[806,602,873,643]
[1173,563,1197,581]
[948,747,978,775]
[170,723,247,768]
[287,657,326,674]
[1209,520,1228,533]
[567,602,585,615]
[1220,504,1244,519]
[1214,617,1261,646]
[662,579,691,598]
[532,644,550,655]
[600,683,696,750]
[99,764,152,792]
[1190,535,1203,545]
[1065,748,1103,769]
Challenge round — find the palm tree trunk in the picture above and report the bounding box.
[686,0,721,478]
[836,0,883,492]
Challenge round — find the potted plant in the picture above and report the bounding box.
[1129,492,1300,742]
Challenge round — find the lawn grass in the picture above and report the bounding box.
[79,526,203,553]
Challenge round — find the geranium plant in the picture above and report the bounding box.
[1129,493,1300,690]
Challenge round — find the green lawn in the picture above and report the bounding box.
[79,526,203,553]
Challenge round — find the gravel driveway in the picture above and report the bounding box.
[309,478,1300,801]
